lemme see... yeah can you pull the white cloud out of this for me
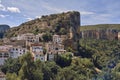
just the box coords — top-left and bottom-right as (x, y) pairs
(7, 7), (20, 13)
(81, 13), (113, 25)
(0, 4), (6, 11)
(0, 0), (1, 3)
(43, 5), (65, 12)
(36, 16), (42, 19)
(99, 14), (111, 17)
(41, 2), (95, 15)
(41, 2), (68, 13)
(0, 14), (9, 18)
(81, 11), (95, 15)
(26, 17), (32, 21)
(0, 2), (21, 13)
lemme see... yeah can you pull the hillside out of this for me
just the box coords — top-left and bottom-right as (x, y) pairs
(0, 25), (10, 38)
(5, 11), (80, 41)
(80, 24), (120, 31)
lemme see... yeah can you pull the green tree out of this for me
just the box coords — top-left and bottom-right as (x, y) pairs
(42, 61), (60, 80)
(1, 58), (21, 74)
(58, 28), (67, 35)
(55, 52), (72, 67)
(42, 32), (52, 42)
(18, 52), (43, 80)
(56, 68), (80, 80)
(6, 73), (19, 80)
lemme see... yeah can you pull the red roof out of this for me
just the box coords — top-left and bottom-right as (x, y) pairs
(31, 44), (43, 46)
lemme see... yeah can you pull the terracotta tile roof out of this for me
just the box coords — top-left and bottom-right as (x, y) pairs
(0, 50), (9, 53)
(31, 43), (43, 46)
(4, 40), (26, 47)
(32, 52), (44, 55)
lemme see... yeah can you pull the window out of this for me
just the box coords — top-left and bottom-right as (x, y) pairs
(41, 57), (43, 60)
(23, 50), (25, 52)
(36, 55), (38, 57)
(55, 48), (58, 50)
(0, 53), (2, 57)
(10, 52), (13, 56)
(4, 53), (9, 57)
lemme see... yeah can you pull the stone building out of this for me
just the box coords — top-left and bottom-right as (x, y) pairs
(0, 50), (9, 65)
(30, 43), (47, 61)
(9, 46), (28, 58)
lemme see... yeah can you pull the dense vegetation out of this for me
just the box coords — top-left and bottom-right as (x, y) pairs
(1, 39), (120, 80)
(1, 52), (95, 80)
(77, 39), (120, 79)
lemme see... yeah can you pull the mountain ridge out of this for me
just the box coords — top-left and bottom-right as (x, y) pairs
(0, 25), (10, 38)
(5, 11), (80, 41)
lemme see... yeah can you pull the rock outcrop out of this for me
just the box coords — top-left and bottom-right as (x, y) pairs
(5, 11), (80, 41)
(80, 24), (120, 40)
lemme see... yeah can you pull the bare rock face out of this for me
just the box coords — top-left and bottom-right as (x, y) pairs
(5, 11), (80, 41)
(80, 24), (120, 40)
(0, 25), (10, 38)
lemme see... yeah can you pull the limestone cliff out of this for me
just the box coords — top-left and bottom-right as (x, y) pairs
(80, 24), (120, 40)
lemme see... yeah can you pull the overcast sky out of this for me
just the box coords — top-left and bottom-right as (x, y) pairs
(0, 0), (120, 27)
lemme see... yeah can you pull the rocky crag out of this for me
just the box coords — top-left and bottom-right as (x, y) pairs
(5, 11), (80, 41)
(80, 24), (120, 40)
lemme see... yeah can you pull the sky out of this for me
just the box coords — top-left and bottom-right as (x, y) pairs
(0, 0), (120, 27)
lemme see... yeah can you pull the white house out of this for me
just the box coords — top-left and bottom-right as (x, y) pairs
(17, 33), (36, 42)
(53, 35), (62, 44)
(35, 33), (44, 42)
(0, 50), (9, 65)
(0, 45), (13, 51)
(0, 72), (6, 80)
(46, 42), (66, 60)
(0, 45), (12, 65)
(45, 34), (67, 60)
(30, 44), (47, 61)
(10, 46), (28, 58)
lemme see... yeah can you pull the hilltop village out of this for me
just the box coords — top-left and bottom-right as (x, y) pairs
(0, 11), (80, 67)
(0, 33), (72, 65)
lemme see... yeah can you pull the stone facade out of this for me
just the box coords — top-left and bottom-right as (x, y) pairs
(46, 34), (66, 60)
(30, 43), (47, 61)
(0, 50), (9, 65)
(0, 72), (6, 80)
(10, 46), (28, 58)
